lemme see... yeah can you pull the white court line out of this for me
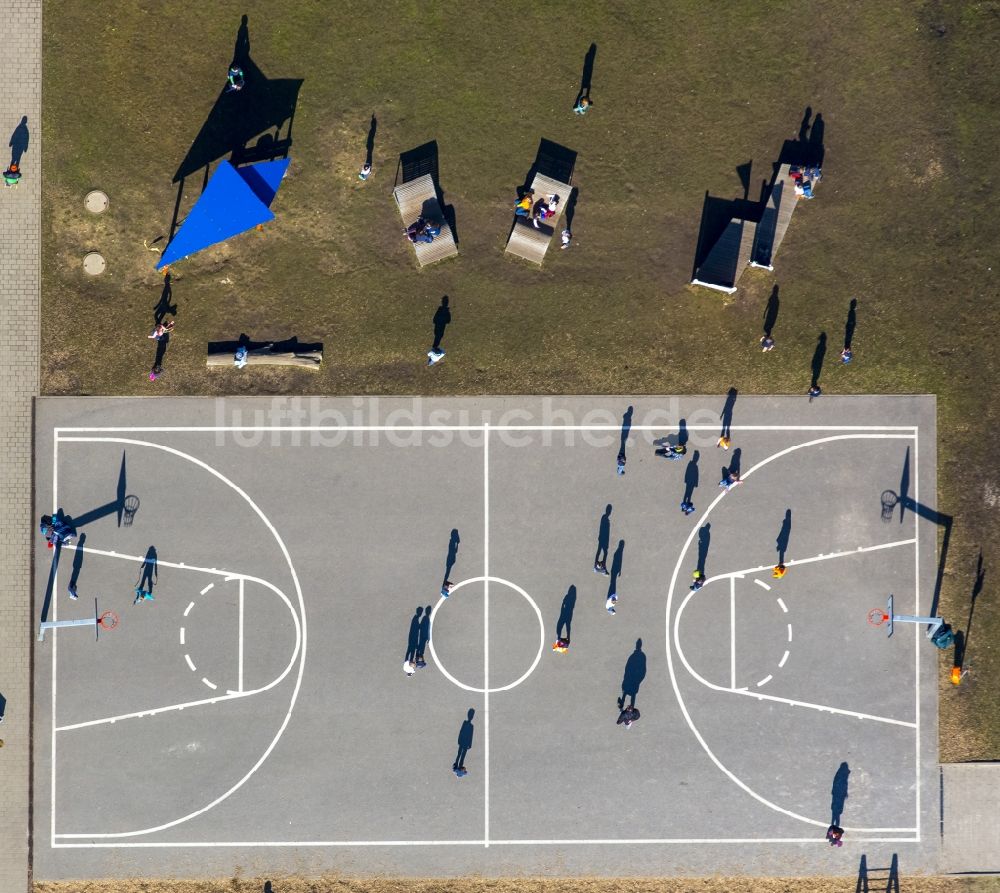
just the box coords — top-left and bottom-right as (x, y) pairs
(665, 432), (921, 832)
(56, 424), (919, 433)
(675, 575), (917, 728)
(51, 834), (919, 849)
(729, 577), (736, 690)
(61, 543), (243, 581)
(483, 423), (490, 849)
(756, 675), (773, 688)
(704, 538), (917, 585)
(754, 579), (771, 590)
(200, 583), (215, 595)
(179, 628), (185, 646)
(776, 597), (787, 612)
(238, 578), (245, 693)
(184, 601), (195, 617)
(778, 650), (790, 668)
(52, 436), (307, 841)
(57, 567), (299, 732)
(202, 678), (218, 691)
(184, 654), (196, 672)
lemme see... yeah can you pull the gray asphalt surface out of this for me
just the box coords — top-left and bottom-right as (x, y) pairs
(33, 396), (939, 878)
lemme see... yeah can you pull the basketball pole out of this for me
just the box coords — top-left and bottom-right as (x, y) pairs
(38, 598), (116, 642)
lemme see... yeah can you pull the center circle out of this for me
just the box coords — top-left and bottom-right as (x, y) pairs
(427, 575), (545, 693)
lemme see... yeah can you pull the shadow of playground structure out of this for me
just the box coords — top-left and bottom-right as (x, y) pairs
(168, 15), (303, 237)
(691, 107), (824, 293)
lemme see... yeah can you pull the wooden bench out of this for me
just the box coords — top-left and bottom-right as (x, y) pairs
(504, 173), (572, 265)
(393, 173), (458, 267)
(207, 340), (323, 370)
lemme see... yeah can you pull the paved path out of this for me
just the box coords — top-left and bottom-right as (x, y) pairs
(0, 2), (41, 891)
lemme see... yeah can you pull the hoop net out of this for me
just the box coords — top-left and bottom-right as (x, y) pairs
(867, 607), (890, 627)
(880, 489), (898, 523)
(98, 610), (120, 631)
(122, 495), (140, 527)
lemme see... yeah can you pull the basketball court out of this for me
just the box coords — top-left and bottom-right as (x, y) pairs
(32, 395), (940, 879)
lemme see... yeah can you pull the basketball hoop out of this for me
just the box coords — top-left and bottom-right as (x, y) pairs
(122, 495), (140, 527)
(880, 489), (898, 523)
(98, 610), (119, 631)
(867, 607), (890, 627)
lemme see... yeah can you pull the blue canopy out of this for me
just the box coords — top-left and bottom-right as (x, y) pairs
(157, 158), (290, 269)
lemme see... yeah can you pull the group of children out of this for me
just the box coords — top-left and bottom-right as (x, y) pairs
(405, 216), (443, 244)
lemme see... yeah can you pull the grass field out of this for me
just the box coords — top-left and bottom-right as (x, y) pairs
(41, 0), (1000, 783)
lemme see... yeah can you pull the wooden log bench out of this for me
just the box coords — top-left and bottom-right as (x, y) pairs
(207, 338), (323, 370)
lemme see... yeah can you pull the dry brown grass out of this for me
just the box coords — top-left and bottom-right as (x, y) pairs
(30, 877), (1000, 893)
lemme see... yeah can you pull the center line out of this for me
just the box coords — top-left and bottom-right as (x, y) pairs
(730, 577), (736, 690)
(483, 423), (490, 848)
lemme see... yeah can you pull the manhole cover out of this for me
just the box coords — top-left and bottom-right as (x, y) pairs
(85, 190), (109, 214)
(83, 252), (106, 275)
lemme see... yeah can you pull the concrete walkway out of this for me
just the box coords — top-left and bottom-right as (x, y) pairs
(0, 2), (41, 891)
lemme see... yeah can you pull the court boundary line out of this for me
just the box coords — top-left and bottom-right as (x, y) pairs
(51, 835), (919, 849)
(44, 424), (926, 849)
(55, 424), (919, 433)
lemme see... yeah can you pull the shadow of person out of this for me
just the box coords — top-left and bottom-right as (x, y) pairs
(595, 504), (612, 567)
(697, 523), (711, 575)
(137, 546), (158, 595)
(233, 14), (250, 67)
(728, 447), (742, 478)
(811, 332), (827, 388)
(365, 113), (377, 167)
(153, 332), (170, 371)
(844, 298), (857, 349)
(573, 42), (597, 109)
(263, 882), (272, 893)
(957, 551), (985, 669)
(68, 532), (87, 591)
(405, 606), (423, 665)
(763, 285), (780, 337)
(809, 113), (825, 164)
(418, 604), (432, 659)
(556, 585), (576, 641)
(720, 388), (738, 440)
(153, 273), (178, 325)
(776, 509), (792, 565)
(607, 540), (625, 597)
(9, 115), (29, 167)
(0, 690), (7, 722)
(831, 761), (850, 825)
(683, 450), (700, 504)
(619, 405), (633, 458)
(798, 105), (813, 142)
(678, 418), (689, 446)
(445, 527), (460, 583)
(432, 296), (451, 351)
(454, 708), (475, 774)
(619, 639), (646, 709)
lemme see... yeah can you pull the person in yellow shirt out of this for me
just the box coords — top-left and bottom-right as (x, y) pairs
(514, 190), (533, 217)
